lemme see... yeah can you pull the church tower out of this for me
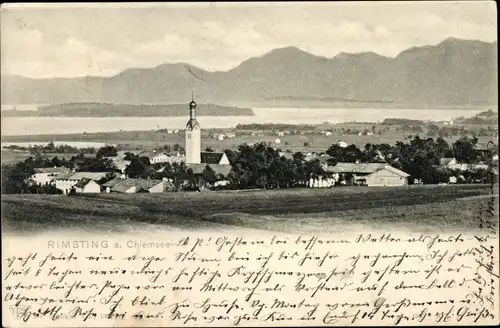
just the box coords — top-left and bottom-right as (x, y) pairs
(185, 94), (201, 164)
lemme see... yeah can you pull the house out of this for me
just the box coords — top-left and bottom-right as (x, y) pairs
(277, 132), (284, 137)
(337, 140), (348, 148)
(226, 132), (236, 138)
(440, 158), (490, 171)
(103, 178), (166, 193)
(323, 131), (332, 136)
(73, 178), (101, 194)
(55, 172), (109, 194)
(274, 138), (281, 144)
(138, 151), (170, 164)
(309, 176), (337, 188)
(326, 163), (410, 187)
(217, 133), (226, 141)
(113, 160), (131, 173)
(440, 158), (457, 167)
(200, 152), (230, 165)
(30, 167), (71, 185)
(186, 163), (232, 189)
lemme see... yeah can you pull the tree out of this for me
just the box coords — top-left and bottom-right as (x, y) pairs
(1, 162), (34, 193)
(326, 144), (363, 165)
(124, 157), (150, 178)
(76, 157), (117, 172)
(303, 142), (310, 147)
(205, 147), (214, 152)
(202, 165), (217, 187)
(96, 145), (118, 158)
(453, 136), (478, 163)
(172, 143), (184, 152)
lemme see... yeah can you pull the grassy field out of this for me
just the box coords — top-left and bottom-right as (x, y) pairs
(2, 128), (496, 156)
(2, 184), (497, 235)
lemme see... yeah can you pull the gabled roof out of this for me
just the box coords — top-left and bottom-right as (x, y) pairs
(132, 178), (164, 190)
(104, 178), (164, 192)
(201, 152), (226, 164)
(187, 163), (232, 177)
(475, 143), (496, 151)
(74, 178), (94, 188)
(55, 172), (108, 181)
(102, 178), (124, 188)
(33, 167), (71, 174)
(440, 158), (455, 166)
(138, 151), (166, 158)
(326, 162), (410, 177)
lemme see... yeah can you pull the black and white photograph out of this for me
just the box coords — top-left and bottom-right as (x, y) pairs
(1, 2), (498, 327)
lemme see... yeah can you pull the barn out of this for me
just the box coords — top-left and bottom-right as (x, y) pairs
(327, 163), (410, 187)
(73, 178), (101, 193)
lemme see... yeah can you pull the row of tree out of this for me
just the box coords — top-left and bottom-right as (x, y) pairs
(1, 135), (496, 194)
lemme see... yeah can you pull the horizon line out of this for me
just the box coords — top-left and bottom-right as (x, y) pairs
(2, 36), (497, 80)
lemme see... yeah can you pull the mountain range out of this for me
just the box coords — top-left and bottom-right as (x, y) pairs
(1, 37), (497, 108)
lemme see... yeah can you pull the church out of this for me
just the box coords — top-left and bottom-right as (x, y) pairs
(184, 97), (231, 178)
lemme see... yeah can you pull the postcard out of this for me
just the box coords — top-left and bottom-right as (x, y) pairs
(1, 2), (498, 327)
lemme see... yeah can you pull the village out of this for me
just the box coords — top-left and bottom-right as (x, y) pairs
(2, 100), (498, 196)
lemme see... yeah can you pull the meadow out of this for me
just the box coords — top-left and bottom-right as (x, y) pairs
(2, 184), (497, 235)
(2, 126), (496, 160)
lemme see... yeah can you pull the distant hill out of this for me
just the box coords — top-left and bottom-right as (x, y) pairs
(1, 37), (497, 108)
(1, 103), (254, 117)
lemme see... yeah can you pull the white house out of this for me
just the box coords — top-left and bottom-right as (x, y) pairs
(309, 176), (337, 188)
(217, 133), (226, 141)
(277, 132), (284, 137)
(30, 167), (71, 186)
(337, 140), (348, 148)
(138, 151), (170, 164)
(73, 178), (101, 193)
(55, 172), (108, 194)
(440, 158), (490, 171)
(274, 138), (281, 144)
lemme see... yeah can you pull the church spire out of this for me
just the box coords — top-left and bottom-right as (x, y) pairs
(186, 93), (199, 130)
(189, 91), (197, 120)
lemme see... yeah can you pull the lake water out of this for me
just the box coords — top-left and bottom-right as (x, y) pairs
(1, 141), (112, 148)
(0, 107), (487, 136)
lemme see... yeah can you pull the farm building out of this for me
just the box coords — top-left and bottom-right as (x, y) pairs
(55, 172), (109, 194)
(30, 167), (71, 185)
(73, 178), (101, 193)
(103, 178), (167, 193)
(327, 163), (410, 187)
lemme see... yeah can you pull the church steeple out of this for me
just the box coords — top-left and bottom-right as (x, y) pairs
(186, 91), (200, 129)
(185, 93), (201, 164)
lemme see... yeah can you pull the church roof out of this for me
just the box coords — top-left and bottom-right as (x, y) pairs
(201, 152), (226, 164)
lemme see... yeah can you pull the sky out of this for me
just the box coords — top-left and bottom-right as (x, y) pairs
(1, 1), (497, 78)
